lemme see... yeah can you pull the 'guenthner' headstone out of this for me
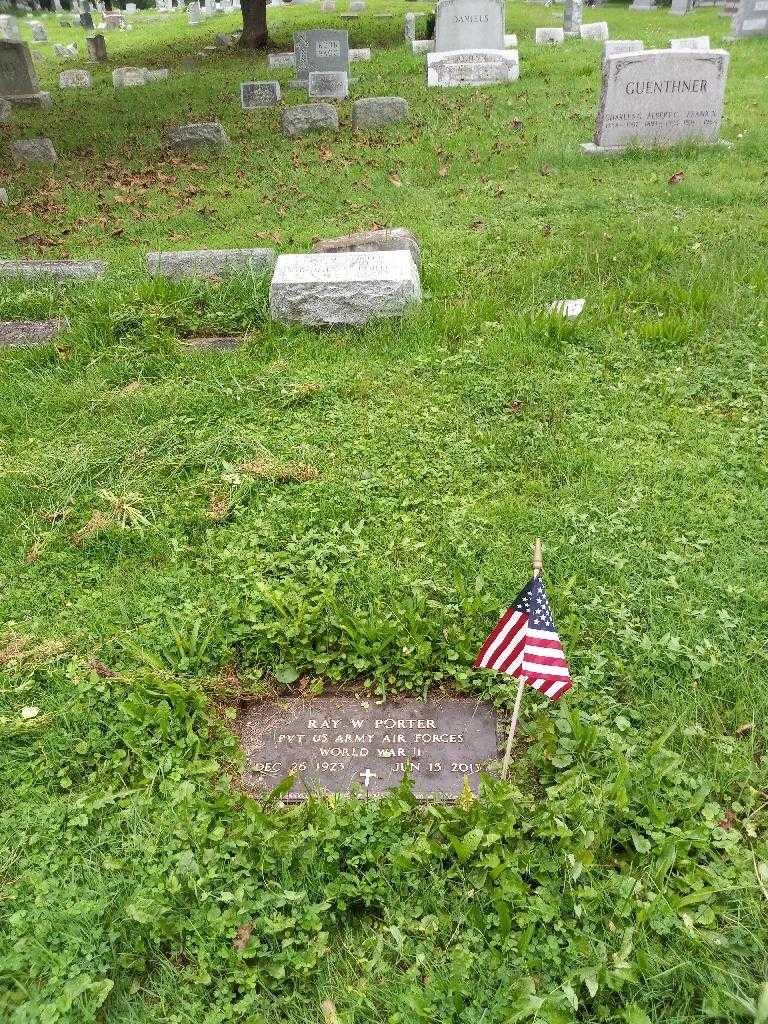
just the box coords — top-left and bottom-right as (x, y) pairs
(582, 48), (729, 154)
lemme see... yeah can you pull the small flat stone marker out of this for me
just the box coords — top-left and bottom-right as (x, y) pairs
(183, 335), (243, 350)
(308, 70), (348, 99)
(281, 102), (339, 137)
(535, 26), (564, 43)
(580, 21), (609, 40)
(59, 68), (92, 88)
(349, 47), (371, 60)
(267, 51), (295, 68)
(12, 137), (58, 165)
(603, 39), (643, 60)
(167, 121), (230, 150)
(670, 35), (710, 49)
(270, 250), (422, 326)
(241, 80), (281, 107)
(0, 259), (105, 280)
(112, 66), (146, 87)
(351, 96), (409, 128)
(0, 318), (67, 347)
(234, 697), (499, 800)
(147, 248), (276, 279)
(427, 48), (519, 87)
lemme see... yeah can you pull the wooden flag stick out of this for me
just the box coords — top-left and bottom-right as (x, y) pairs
(501, 538), (542, 780)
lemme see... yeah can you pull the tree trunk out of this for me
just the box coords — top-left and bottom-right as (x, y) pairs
(239, 0), (268, 48)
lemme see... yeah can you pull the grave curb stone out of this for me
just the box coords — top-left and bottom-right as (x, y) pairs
(0, 259), (106, 280)
(351, 95), (409, 129)
(146, 248), (277, 280)
(269, 250), (422, 326)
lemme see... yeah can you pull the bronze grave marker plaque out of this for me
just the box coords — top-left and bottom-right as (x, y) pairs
(235, 696), (499, 801)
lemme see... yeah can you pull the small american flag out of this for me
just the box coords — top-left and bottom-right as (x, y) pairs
(474, 575), (572, 700)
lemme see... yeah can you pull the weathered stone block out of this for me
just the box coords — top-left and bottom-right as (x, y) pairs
(281, 103), (339, 137)
(12, 137), (58, 165)
(146, 248), (276, 279)
(166, 121), (230, 150)
(351, 95), (409, 129)
(270, 250), (422, 326)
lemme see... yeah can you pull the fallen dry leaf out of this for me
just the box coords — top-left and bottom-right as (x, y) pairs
(233, 924), (253, 952)
(735, 723), (755, 737)
(388, 173), (403, 187)
(668, 170), (685, 185)
(438, 165), (449, 177)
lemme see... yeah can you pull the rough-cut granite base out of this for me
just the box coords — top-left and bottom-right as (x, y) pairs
(270, 251), (422, 326)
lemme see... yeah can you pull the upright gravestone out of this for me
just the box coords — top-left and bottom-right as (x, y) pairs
(670, 0), (694, 14)
(603, 38), (644, 60)
(87, 33), (107, 60)
(234, 697), (498, 799)
(630, 0), (655, 9)
(293, 29), (350, 86)
(731, 0), (768, 36)
(582, 48), (729, 154)
(188, 2), (201, 23)
(0, 16), (22, 42)
(0, 40), (51, 106)
(433, 0), (505, 52)
(30, 22), (49, 42)
(563, 0), (583, 36)
(405, 11), (416, 42)
(80, 10), (95, 28)
(670, 34), (710, 48)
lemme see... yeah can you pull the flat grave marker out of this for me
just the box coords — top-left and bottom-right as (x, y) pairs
(235, 697), (499, 800)
(241, 80), (281, 107)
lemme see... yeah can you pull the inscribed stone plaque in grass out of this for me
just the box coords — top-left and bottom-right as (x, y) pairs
(235, 697), (499, 800)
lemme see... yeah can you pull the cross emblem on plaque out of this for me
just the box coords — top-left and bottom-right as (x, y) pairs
(359, 768), (378, 788)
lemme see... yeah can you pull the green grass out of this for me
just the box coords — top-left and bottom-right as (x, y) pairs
(1, 3), (768, 1022)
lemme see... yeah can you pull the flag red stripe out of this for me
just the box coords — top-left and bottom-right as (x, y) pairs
(495, 634), (527, 673)
(472, 607), (519, 668)
(524, 652), (568, 668)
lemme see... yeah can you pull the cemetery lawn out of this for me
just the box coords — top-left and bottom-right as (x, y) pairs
(2, 2), (768, 1022)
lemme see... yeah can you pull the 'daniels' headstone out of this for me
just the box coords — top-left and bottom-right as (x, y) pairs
(234, 697), (499, 800)
(582, 48), (729, 154)
(433, 0), (505, 52)
(293, 29), (349, 86)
